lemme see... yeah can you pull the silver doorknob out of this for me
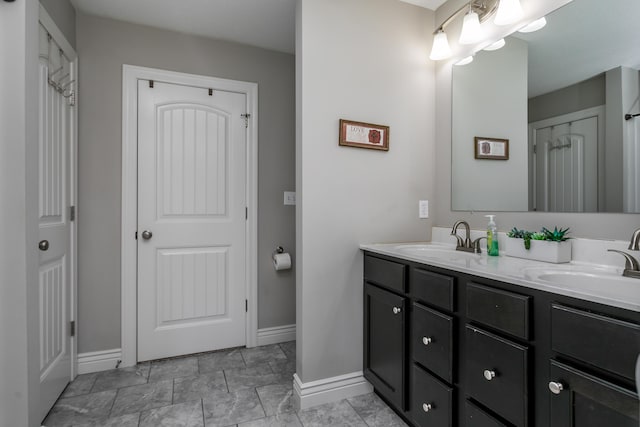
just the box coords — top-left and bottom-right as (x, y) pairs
(549, 381), (564, 394)
(422, 337), (432, 345)
(422, 403), (433, 412)
(39, 240), (50, 251)
(141, 230), (153, 240)
(483, 370), (496, 381)
(392, 307), (402, 315)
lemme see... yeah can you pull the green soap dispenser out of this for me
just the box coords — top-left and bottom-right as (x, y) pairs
(485, 215), (499, 256)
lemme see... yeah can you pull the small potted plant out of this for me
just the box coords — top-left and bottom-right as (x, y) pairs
(505, 226), (571, 263)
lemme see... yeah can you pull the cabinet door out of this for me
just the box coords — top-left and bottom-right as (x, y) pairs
(364, 283), (406, 410)
(549, 360), (638, 427)
(411, 364), (453, 427)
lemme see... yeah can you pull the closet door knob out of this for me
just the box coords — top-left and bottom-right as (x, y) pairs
(483, 370), (496, 381)
(39, 240), (50, 251)
(549, 381), (564, 394)
(392, 307), (402, 315)
(422, 403), (433, 412)
(141, 230), (153, 240)
(422, 337), (432, 345)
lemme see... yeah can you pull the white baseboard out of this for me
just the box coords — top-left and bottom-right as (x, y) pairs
(256, 324), (296, 346)
(293, 371), (373, 410)
(77, 348), (122, 374)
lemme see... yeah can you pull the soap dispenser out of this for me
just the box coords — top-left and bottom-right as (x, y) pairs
(485, 215), (499, 256)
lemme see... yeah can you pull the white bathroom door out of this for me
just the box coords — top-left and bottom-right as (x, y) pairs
(137, 80), (247, 361)
(37, 57), (72, 420)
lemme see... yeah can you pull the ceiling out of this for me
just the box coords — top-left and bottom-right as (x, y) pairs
(70, 0), (446, 55)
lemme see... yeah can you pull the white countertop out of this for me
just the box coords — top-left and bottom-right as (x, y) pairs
(360, 241), (640, 313)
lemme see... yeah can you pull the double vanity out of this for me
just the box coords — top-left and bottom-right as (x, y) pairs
(361, 228), (640, 427)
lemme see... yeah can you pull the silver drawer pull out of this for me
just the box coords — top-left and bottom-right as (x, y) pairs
(548, 381), (564, 395)
(422, 403), (433, 412)
(483, 370), (496, 381)
(392, 307), (402, 315)
(422, 337), (432, 345)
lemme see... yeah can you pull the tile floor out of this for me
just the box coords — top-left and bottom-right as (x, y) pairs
(43, 341), (408, 427)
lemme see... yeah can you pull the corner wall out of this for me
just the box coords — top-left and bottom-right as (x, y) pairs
(76, 13), (296, 353)
(296, 0), (435, 391)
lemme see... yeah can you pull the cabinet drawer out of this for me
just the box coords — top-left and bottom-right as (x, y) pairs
(412, 303), (453, 383)
(465, 400), (508, 427)
(411, 364), (453, 427)
(551, 304), (640, 382)
(466, 325), (529, 427)
(467, 283), (531, 340)
(411, 267), (454, 311)
(364, 255), (406, 293)
(549, 360), (638, 427)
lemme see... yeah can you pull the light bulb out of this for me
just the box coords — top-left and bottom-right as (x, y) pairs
(483, 38), (505, 51)
(430, 30), (452, 60)
(495, 0), (523, 26)
(518, 17), (547, 33)
(459, 11), (483, 45)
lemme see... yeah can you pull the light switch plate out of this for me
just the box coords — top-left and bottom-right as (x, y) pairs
(419, 200), (429, 218)
(284, 191), (296, 205)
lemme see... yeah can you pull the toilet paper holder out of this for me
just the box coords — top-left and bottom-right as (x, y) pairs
(272, 246), (285, 259)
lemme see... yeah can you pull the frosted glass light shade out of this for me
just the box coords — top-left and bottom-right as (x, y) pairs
(459, 11), (483, 45)
(484, 38), (505, 51)
(519, 17), (547, 33)
(430, 30), (452, 60)
(455, 56), (474, 66)
(495, 0), (523, 25)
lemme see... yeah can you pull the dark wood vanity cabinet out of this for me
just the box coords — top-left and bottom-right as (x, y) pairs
(362, 252), (640, 427)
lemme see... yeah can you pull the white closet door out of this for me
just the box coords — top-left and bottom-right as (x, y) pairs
(137, 80), (247, 361)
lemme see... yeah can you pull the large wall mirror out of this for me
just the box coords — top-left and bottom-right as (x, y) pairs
(451, 0), (640, 213)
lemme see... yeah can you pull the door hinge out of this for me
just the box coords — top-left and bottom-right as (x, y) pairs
(149, 80), (154, 88)
(533, 144), (537, 154)
(245, 299), (248, 312)
(245, 207), (248, 220)
(135, 231), (138, 240)
(208, 88), (213, 96)
(69, 205), (76, 221)
(241, 113), (251, 128)
(70, 321), (76, 337)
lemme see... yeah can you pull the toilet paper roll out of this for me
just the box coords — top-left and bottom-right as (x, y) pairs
(273, 253), (292, 271)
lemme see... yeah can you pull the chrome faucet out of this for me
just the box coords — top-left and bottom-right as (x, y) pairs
(629, 228), (640, 251)
(607, 250), (640, 279)
(451, 220), (475, 253)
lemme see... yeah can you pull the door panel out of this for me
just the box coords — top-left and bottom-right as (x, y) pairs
(137, 80), (247, 361)
(37, 49), (72, 421)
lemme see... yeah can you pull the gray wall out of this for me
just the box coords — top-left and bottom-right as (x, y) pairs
(76, 13), (295, 353)
(39, 0), (76, 48)
(435, 0), (640, 240)
(528, 73), (605, 123)
(296, 0), (434, 383)
(1, 0), (40, 425)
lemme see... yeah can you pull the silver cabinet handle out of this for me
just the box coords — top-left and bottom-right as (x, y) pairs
(483, 370), (496, 381)
(141, 230), (153, 240)
(39, 240), (50, 251)
(422, 337), (432, 345)
(392, 307), (402, 315)
(549, 381), (564, 394)
(422, 403), (433, 412)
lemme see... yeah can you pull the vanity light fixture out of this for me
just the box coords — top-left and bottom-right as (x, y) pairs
(429, 0), (525, 60)
(483, 38), (506, 51)
(455, 55), (475, 66)
(518, 17), (547, 33)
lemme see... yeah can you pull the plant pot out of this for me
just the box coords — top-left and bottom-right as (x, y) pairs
(504, 238), (572, 263)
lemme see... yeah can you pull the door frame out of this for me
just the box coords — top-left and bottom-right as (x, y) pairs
(121, 65), (258, 367)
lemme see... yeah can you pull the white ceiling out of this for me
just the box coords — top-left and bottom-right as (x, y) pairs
(70, 0), (446, 55)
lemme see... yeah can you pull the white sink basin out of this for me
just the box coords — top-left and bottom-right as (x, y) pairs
(523, 267), (638, 301)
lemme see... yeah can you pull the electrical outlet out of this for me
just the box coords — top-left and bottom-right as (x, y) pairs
(419, 200), (429, 218)
(284, 191), (296, 205)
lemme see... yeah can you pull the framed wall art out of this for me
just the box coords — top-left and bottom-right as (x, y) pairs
(339, 119), (389, 151)
(474, 137), (509, 160)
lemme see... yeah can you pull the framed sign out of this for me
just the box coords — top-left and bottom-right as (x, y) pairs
(474, 137), (509, 160)
(339, 119), (389, 151)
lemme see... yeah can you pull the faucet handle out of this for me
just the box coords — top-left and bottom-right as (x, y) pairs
(472, 237), (486, 254)
(607, 249), (640, 271)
